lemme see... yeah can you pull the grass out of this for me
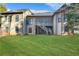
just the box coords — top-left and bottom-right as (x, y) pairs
(0, 35), (79, 56)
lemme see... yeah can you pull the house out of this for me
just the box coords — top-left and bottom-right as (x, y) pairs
(0, 9), (32, 36)
(53, 4), (68, 35)
(53, 4), (79, 35)
(0, 9), (54, 36)
(1, 4), (78, 36)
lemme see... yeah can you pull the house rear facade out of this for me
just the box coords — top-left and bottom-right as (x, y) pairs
(0, 9), (54, 36)
(0, 4), (78, 36)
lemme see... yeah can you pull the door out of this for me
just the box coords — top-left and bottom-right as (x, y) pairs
(27, 26), (32, 34)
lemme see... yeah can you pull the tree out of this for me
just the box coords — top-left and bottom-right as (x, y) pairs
(66, 3), (79, 35)
(0, 4), (7, 13)
(0, 4), (7, 27)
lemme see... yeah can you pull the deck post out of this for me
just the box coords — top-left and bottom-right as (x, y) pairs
(32, 18), (36, 35)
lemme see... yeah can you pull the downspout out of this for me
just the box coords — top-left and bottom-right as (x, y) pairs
(61, 13), (63, 35)
(56, 14), (58, 35)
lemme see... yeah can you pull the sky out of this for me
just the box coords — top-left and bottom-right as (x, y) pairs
(6, 3), (64, 12)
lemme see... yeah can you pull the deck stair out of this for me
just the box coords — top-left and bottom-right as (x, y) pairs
(39, 26), (52, 34)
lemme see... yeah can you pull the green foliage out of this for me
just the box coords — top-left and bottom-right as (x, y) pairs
(66, 3), (79, 34)
(0, 4), (7, 13)
(0, 4), (7, 27)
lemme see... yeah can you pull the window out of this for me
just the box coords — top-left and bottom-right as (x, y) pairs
(5, 16), (7, 22)
(6, 27), (9, 32)
(15, 26), (19, 33)
(26, 18), (33, 25)
(30, 19), (33, 25)
(8, 15), (12, 22)
(16, 15), (19, 22)
(58, 18), (61, 22)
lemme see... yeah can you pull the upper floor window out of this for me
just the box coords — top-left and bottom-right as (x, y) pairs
(58, 18), (61, 22)
(5, 16), (7, 21)
(26, 18), (33, 25)
(16, 15), (19, 22)
(28, 19), (32, 25)
(8, 15), (12, 22)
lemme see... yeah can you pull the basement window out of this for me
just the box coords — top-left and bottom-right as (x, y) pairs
(15, 26), (19, 33)
(6, 27), (9, 32)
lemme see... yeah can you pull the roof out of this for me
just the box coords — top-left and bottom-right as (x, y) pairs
(0, 11), (23, 14)
(0, 9), (53, 17)
(0, 9), (33, 15)
(30, 10), (49, 13)
(53, 4), (66, 15)
(15, 9), (29, 12)
(27, 12), (53, 17)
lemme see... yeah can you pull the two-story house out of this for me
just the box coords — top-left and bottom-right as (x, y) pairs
(0, 9), (53, 36)
(1, 4), (78, 36)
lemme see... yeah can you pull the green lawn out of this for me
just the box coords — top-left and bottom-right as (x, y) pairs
(0, 35), (79, 56)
